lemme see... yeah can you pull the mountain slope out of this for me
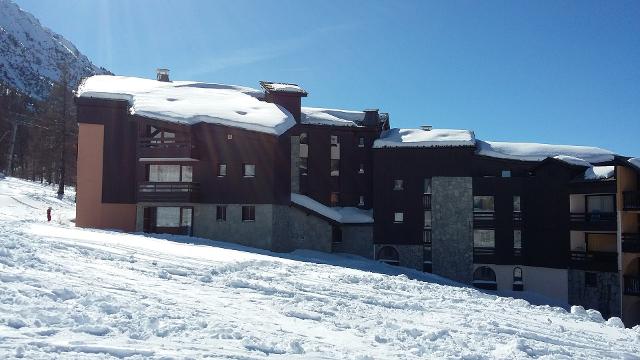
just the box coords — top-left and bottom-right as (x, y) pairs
(0, 0), (109, 99)
(0, 176), (639, 359)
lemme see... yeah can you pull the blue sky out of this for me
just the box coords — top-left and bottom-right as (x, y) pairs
(15, 0), (640, 156)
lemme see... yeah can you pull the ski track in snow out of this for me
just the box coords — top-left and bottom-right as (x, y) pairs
(0, 177), (639, 359)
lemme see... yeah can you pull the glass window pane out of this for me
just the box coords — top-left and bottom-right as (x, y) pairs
(587, 195), (614, 213)
(501, 170), (511, 178)
(394, 180), (404, 190)
(394, 212), (404, 223)
(181, 208), (192, 227)
(514, 230), (522, 249)
(330, 159), (340, 177)
(424, 210), (432, 228)
(474, 230), (495, 248)
(424, 178), (432, 194)
(181, 166), (193, 182)
(299, 144), (309, 158)
(156, 207), (180, 227)
(218, 164), (227, 176)
(244, 164), (256, 177)
(473, 196), (495, 211)
(513, 196), (521, 212)
(149, 165), (181, 182)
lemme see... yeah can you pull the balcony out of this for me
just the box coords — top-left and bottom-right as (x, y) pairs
(569, 251), (618, 272)
(569, 212), (617, 231)
(423, 194), (432, 210)
(624, 276), (640, 296)
(513, 211), (523, 227)
(473, 211), (495, 228)
(138, 138), (198, 159)
(623, 191), (640, 211)
(138, 182), (200, 203)
(622, 233), (640, 253)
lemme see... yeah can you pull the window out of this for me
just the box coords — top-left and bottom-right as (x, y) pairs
(393, 179), (404, 191)
(330, 192), (340, 207)
(299, 133), (308, 176)
(227, 134), (233, 140)
(424, 210), (432, 228)
(473, 196), (495, 212)
(358, 195), (365, 206)
(501, 170), (511, 178)
(473, 266), (497, 290)
(424, 178), (432, 194)
(218, 164), (227, 177)
(585, 272), (597, 287)
(394, 212), (404, 223)
(243, 164), (256, 177)
(156, 207), (180, 227)
(514, 230), (522, 249)
(147, 125), (176, 144)
(242, 206), (255, 222)
(358, 136), (365, 147)
(513, 267), (523, 291)
(330, 159), (340, 177)
(513, 196), (521, 212)
(423, 229), (432, 244)
(586, 195), (614, 213)
(358, 163), (365, 174)
(474, 229), (495, 248)
(377, 246), (399, 265)
(181, 208), (192, 228)
(330, 135), (340, 177)
(216, 206), (227, 221)
(148, 165), (192, 182)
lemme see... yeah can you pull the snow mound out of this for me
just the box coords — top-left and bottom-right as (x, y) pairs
(301, 107), (365, 127)
(554, 155), (592, 167)
(476, 140), (616, 163)
(290, 193), (373, 223)
(77, 75), (296, 135)
(1, 177), (639, 359)
(373, 128), (476, 148)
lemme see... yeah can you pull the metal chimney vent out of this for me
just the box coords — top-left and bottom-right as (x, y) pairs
(156, 68), (170, 82)
(421, 125), (433, 131)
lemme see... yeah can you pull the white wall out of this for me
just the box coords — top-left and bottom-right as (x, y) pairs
(474, 264), (569, 304)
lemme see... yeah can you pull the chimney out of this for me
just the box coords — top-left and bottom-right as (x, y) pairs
(363, 109), (379, 127)
(260, 81), (307, 122)
(156, 68), (170, 82)
(420, 125), (433, 131)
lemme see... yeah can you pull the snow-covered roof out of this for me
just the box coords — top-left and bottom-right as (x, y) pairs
(290, 193), (373, 224)
(553, 155), (591, 167)
(260, 81), (307, 95)
(629, 158), (640, 170)
(584, 166), (615, 180)
(77, 75), (296, 136)
(301, 107), (365, 127)
(476, 140), (615, 163)
(373, 128), (476, 148)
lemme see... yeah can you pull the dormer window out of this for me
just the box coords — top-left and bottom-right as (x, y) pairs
(393, 179), (404, 191)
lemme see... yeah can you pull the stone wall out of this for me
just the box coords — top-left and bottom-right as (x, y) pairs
(334, 225), (374, 258)
(193, 204), (273, 250)
(271, 205), (332, 253)
(374, 244), (423, 271)
(568, 269), (621, 318)
(431, 177), (474, 284)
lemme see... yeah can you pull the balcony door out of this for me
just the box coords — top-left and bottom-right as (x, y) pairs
(143, 206), (193, 236)
(586, 195), (614, 214)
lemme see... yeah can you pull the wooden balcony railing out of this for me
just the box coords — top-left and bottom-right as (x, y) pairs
(569, 251), (617, 272)
(624, 276), (640, 296)
(513, 211), (523, 227)
(623, 191), (640, 211)
(138, 137), (198, 159)
(474, 247), (495, 256)
(622, 233), (640, 253)
(473, 211), (495, 227)
(138, 182), (200, 202)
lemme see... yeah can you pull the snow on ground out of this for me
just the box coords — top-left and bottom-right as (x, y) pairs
(373, 128), (476, 148)
(1, 177), (639, 359)
(77, 75), (296, 135)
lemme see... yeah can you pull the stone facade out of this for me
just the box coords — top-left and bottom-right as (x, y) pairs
(271, 205), (332, 253)
(374, 244), (423, 271)
(334, 225), (374, 259)
(431, 177), (474, 284)
(568, 269), (621, 318)
(193, 204), (274, 250)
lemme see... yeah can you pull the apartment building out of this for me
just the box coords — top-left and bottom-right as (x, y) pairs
(75, 72), (640, 326)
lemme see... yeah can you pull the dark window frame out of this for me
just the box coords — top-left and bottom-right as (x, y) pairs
(242, 205), (256, 222)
